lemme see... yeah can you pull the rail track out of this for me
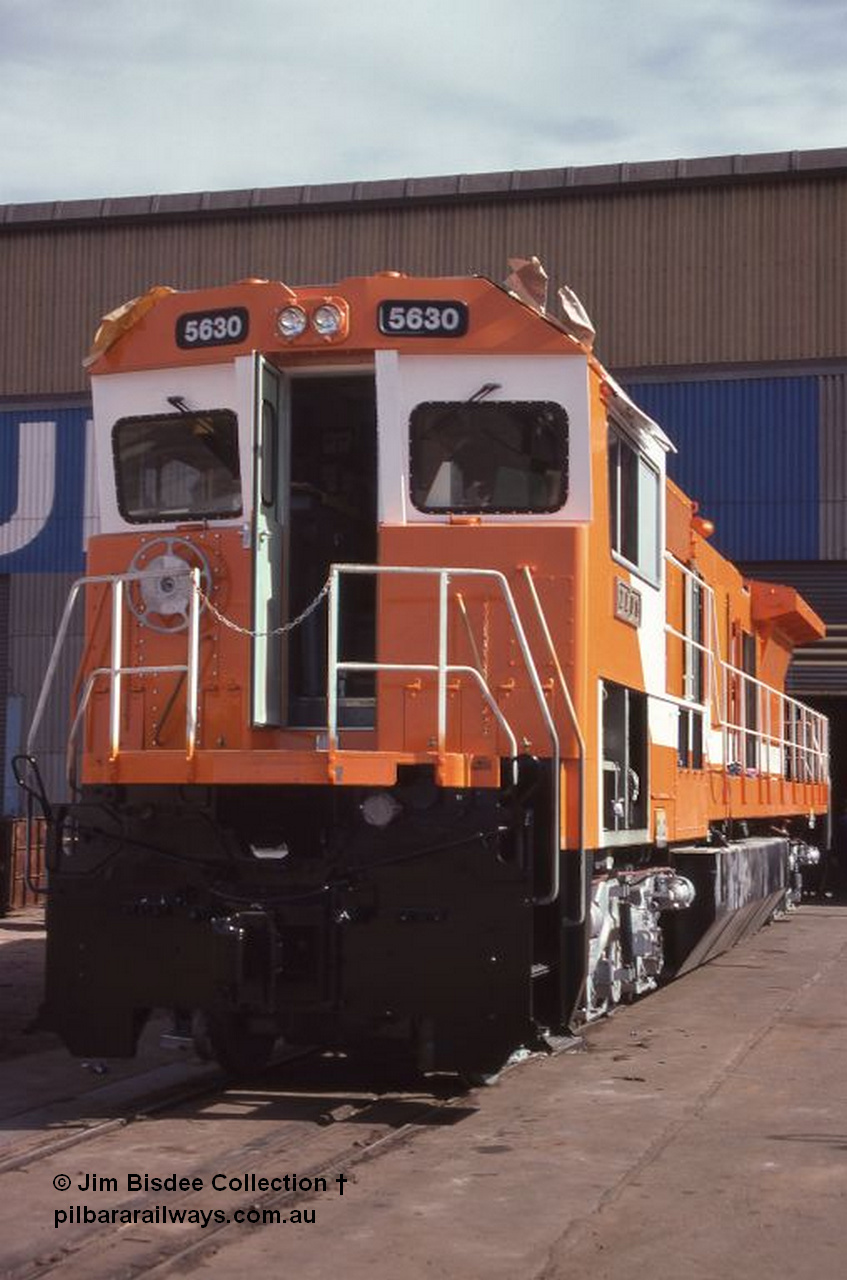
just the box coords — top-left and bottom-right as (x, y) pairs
(0, 1060), (229, 1177)
(0, 1048), (476, 1279)
(0, 909), (480, 1278)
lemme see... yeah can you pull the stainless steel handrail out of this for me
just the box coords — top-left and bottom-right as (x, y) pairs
(27, 568), (202, 773)
(665, 554), (829, 785)
(521, 565), (586, 916)
(337, 661), (519, 760)
(327, 563), (561, 902)
(66, 663), (190, 785)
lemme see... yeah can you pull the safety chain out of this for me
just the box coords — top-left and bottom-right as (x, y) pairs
(196, 576), (332, 638)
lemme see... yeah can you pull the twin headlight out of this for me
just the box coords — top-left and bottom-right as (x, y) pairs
(276, 301), (348, 342)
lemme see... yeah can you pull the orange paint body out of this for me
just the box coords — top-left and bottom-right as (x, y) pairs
(74, 270), (828, 853)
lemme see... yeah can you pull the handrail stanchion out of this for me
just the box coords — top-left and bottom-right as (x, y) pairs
(521, 566), (584, 921)
(437, 571), (449, 757)
(778, 690), (785, 785)
(327, 565), (340, 754)
(26, 578), (86, 757)
(706, 588), (714, 728)
(664, 549), (829, 792)
(109, 579), (124, 761)
(491, 571), (560, 905)
(186, 567), (200, 760)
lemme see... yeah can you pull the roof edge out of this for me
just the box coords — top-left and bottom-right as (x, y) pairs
(3, 146), (847, 233)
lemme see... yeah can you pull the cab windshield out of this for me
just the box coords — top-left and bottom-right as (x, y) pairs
(113, 409), (242, 522)
(409, 399), (569, 514)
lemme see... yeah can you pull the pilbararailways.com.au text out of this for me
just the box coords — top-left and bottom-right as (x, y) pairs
(52, 1171), (348, 1230)
(55, 1204), (316, 1230)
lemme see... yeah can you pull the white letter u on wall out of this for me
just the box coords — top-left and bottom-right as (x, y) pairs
(0, 420), (57, 556)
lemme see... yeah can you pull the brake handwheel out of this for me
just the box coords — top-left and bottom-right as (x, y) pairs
(126, 537), (212, 633)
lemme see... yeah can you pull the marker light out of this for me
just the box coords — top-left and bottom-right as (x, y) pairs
(312, 303), (344, 337)
(277, 305), (308, 339)
(361, 792), (403, 828)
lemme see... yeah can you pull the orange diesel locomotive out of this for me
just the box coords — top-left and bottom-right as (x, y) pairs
(25, 264), (828, 1078)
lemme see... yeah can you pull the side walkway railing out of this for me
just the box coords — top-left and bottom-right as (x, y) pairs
(665, 555), (829, 785)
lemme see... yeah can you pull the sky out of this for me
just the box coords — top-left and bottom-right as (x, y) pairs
(0, 0), (845, 206)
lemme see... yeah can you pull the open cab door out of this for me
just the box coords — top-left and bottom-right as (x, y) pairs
(251, 355), (289, 726)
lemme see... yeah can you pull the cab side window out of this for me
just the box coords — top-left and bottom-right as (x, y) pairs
(608, 422), (659, 583)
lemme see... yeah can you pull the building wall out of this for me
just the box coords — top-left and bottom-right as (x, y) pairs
(625, 369), (847, 703)
(0, 149), (845, 812)
(3, 573), (82, 814)
(625, 374), (824, 562)
(630, 371), (847, 565)
(0, 403), (92, 571)
(1, 153), (846, 397)
(0, 404), (92, 813)
(819, 373), (847, 559)
(0, 576), (9, 810)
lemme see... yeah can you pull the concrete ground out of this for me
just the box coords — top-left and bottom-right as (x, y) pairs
(0, 907), (55, 1060)
(2, 903), (846, 1278)
(187, 903), (847, 1280)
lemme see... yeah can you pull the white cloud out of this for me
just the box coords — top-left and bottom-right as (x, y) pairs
(0, 0), (844, 204)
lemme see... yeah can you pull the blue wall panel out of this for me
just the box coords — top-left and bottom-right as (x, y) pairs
(0, 406), (91, 573)
(1, 383), (822, 568)
(624, 377), (820, 561)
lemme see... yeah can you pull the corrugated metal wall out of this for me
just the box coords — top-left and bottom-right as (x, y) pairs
(0, 402), (92, 812)
(1, 168), (845, 396)
(4, 573), (81, 813)
(819, 374), (847, 560)
(0, 405), (91, 573)
(740, 561), (847, 698)
(741, 561), (847, 623)
(0, 576), (8, 810)
(625, 376), (821, 561)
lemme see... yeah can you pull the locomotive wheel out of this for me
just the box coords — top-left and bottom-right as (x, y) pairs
(194, 1011), (276, 1079)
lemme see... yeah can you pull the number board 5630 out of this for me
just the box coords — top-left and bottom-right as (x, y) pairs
(176, 308), (249, 349)
(377, 300), (469, 338)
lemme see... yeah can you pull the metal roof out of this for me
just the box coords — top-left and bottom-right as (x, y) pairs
(2, 147), (847, 231)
